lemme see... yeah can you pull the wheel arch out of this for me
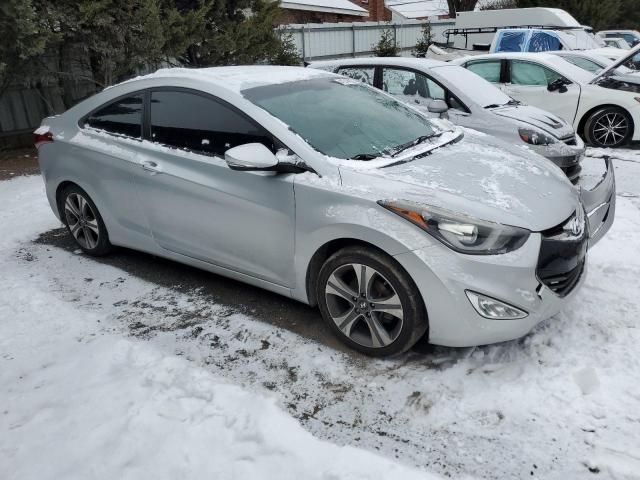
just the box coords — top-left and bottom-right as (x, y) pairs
(577, 103), (635, 142)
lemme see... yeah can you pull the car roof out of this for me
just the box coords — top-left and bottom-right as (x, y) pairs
(115, 66), (334, 94)
(309, 57), (449, 70)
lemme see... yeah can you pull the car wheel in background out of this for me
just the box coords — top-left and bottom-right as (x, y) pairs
(60, 185), (113, 256)
(584, 107), (633, 148)
(317, 246), (428, 357)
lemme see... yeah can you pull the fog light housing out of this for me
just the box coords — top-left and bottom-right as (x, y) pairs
(465, 291), (528, 320)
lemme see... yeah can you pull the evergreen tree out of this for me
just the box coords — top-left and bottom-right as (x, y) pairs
(412, 23), (434, 57)
(0, 0), (49, 95)
(372, 29), (399, 57)
(447, 0), (478, 17)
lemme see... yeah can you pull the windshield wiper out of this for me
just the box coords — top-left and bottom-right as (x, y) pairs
(391, 132), (443, 158)
(350, 153), (379, 160)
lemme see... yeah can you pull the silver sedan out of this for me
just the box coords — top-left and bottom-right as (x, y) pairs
(35, 66), (615, 356)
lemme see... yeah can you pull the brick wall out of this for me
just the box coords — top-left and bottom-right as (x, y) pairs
(279, 0), (391, 24)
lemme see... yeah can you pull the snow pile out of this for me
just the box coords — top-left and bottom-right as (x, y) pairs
(0, 175), (441, 480)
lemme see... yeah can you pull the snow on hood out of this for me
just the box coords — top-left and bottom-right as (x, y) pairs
(490, 104), (574, 139)
(338, 131), (577, 232)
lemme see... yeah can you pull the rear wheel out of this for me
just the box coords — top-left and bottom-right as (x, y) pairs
(60, 185), (113, 256)
(316, 247), (428, 357)
(584, 107), (633, 148)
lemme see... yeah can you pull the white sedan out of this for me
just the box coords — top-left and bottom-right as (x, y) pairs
(453, 45), (640, 148)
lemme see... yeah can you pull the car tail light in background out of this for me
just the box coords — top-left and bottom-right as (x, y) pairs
(34, 128), (53, 149)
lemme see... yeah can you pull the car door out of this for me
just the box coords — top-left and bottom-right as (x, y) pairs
(502, 60), (581, 124)
(134, 88), (296, 287)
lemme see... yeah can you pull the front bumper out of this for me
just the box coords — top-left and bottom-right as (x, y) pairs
(394, 234), (585, 347)
(578, 156), (616, 247)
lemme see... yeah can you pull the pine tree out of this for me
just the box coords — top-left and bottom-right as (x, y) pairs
(372, 29), (399, 57)
(0, 0), (49, 95)
(412, 23), (434, 57)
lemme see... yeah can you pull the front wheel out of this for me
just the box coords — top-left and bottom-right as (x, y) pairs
(584, 107), (633, 148)
(316, 247), (428, 357)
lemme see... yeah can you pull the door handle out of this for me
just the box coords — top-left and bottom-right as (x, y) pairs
(141, 160), (162, 174)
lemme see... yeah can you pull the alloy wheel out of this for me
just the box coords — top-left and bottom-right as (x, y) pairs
(591, 111), (629, 147)
(324, 263), (404, 348)
(64, 193), (100, 250)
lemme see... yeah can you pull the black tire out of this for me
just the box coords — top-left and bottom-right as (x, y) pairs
(59, 185), (113, 256)
(584, 107), (633, 148)
(316, 246), (428, 357)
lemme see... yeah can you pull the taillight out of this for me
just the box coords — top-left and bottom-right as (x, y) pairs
(34, 130), (53, 149)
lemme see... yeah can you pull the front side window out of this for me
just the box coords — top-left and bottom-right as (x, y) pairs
(466, 61), (502, 83)
(382, 68), (428, 97)
(510, 61), (563, 86)
(243, 78), (437, 160)
(336, 67), (375, 86)
(150, 90), (272, 156)
(85, 94), (143, 138)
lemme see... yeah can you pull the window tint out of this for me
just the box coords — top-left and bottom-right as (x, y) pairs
(467, 61), (502, 83)
(85, 94), (143, 138)
(336, 67), (375, 85)
(510, 61), (563, 86)
(150, 90), (272, 156)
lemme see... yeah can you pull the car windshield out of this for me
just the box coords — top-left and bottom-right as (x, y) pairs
(242, 78), (438, 160)
(434, 65), (513, 108)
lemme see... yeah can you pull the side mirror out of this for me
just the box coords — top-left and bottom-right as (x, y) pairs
(548, 78), (569, 93)
(225, 143), (279, 171)
(427, 99), (449, 114)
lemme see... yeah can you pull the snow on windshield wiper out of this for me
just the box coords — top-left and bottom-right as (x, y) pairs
(350, 153), (379, 160)
(390, 132), (443, 158)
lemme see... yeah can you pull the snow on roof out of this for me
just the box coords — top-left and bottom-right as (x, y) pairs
(126, 66), (334, 94)
(280, 0), (368, 16)
(385, 0), (448, 19)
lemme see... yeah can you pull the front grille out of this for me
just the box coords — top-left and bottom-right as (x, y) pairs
(537, 210), (588, 297)
(561, 164), (582, 184)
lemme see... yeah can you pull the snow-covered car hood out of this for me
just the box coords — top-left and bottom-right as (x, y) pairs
(339, 133), (578, 232)
(490, 104), (575, 139)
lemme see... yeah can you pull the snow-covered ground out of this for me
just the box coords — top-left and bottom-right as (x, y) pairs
(1, 150), (639, 479)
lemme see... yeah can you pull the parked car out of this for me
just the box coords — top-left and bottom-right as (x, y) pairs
(597, 30), (640, 48)
(35, 66), (614, 356)
(309, 57), (586, 182)
(453, 45), (640, 148)
(601, 37), (632, 50)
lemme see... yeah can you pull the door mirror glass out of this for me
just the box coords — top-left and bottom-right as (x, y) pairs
(427, 99), (449, 114)
(225, 143), (279, 171)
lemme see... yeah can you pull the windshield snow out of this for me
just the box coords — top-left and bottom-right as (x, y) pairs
(242, 78), (438, 160)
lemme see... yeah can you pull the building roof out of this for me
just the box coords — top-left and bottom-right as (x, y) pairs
(385, 0), (448, 19)
(280, 0), (368, 16)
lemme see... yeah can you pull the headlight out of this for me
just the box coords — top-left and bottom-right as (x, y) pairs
(378, 200), (530, 255)
(518, 127), (558, 145)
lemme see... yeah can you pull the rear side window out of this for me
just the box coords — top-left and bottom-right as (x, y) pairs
(85, 94), (143, 138)
(466, 61), (502, 83)
(336, 67), (375, 86)
(149, 90), (273, 156)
